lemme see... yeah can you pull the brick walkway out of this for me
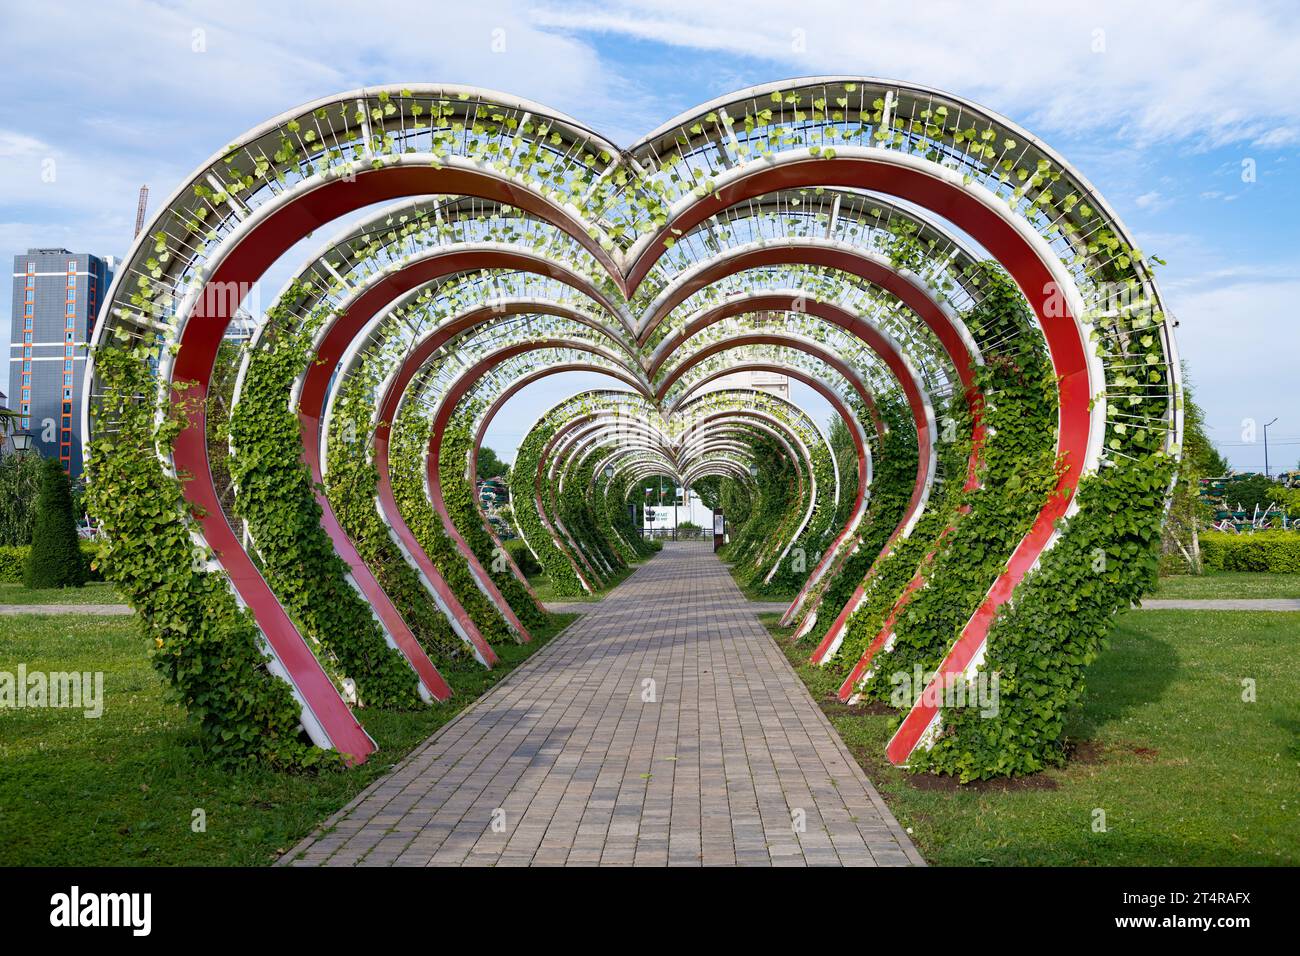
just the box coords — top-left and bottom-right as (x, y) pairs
(282, 543), (923, 867)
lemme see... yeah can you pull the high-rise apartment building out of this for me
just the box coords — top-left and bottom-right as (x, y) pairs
(9, 248), (114, 476)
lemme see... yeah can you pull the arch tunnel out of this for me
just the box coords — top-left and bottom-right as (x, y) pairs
(82, 78), (1182, 778)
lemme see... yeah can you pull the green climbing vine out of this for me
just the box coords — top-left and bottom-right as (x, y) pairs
(855, 268), (1058, 700)
(325, 369), (469, 665)
(795, 395), (916, 647)
(229, 296), (421, 709)
(390, 398), (514, 645)
(507, 412), (586, 596)
(911, 454), (1175, 780)
(826, 396), (972, 678)
(438, 402), (549, 631)
(86, 340), (326, 767)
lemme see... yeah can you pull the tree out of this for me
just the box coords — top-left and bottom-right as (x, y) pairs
(476, 445), (506, 480)
(1162, 369), (1221, 573)
(24, 457), (86, 589)
(1221, 474), (1285, 516)
(0, 452), (44, 546)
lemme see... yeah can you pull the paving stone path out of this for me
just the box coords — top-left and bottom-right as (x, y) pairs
(0, 604), (134, 616)
(283, 543), (924, 867)
(1136, 598), (1300, 611)
(10, 596), (1292, 617)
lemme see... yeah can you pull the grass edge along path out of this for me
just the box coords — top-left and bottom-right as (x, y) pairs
(1152, 571), (1300, 600)
(0, 609), (577, 866)
(760, 609), (1299, 866)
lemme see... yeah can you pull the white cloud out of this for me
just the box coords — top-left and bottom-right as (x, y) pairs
(528, 0), (1300, 149)
(1134, 190), (1171, 212)
(2, 0), (1296, 458)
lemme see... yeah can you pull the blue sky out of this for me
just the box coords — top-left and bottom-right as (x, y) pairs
(3, 0), (1298, 470)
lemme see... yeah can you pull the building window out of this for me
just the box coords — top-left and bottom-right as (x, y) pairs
(63, 388), (72, 399)
(67, 260), (76, 271)
(67, 289), (76, 301)
(27, 261), (35, 273)
(24, 288), (34, 301)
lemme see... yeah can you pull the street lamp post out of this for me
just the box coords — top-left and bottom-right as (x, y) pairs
(11, 429), (34, 455)
(1264, 418), (1278, 478)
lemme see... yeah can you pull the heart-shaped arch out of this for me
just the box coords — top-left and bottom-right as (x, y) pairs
(84, 79), (1181, 773)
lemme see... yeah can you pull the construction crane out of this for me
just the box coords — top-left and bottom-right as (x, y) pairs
(133, 185), (149, 238)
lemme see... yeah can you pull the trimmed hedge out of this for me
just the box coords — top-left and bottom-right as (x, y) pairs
(24, 457), (87, 589)
(1200, 531), (1300, 573)
(0, 542), (102, 585)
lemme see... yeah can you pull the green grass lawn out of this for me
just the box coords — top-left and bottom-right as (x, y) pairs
(0, 582), (124, 605)
(764, 610), (1299, 866)
(720, 558), (801, 604)
(530, 556), (645, 604)
(0, 610), (575, 866)
(1153, 571), (1300, 600)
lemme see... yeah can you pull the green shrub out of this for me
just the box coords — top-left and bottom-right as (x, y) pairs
(1200, 531), (1300, 573)
(0, 542), (101, 584)
(504, 538), (543, 577)
(23, 457), (86, 589)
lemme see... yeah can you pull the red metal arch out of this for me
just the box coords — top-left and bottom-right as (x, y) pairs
(160, 153), (1092, 766)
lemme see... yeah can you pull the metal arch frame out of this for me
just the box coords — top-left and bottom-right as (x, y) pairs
(633, 188), (989, 313)
(639, 240), (981, 365)
(82, 78), (1181, 767)
(389, 319), (647, 594)
(626, 154), (1111, 765)
(311, 297), (632, 666)
(469, 365), (647, 595)
(672, 412), (823, 584)
(660, 329), (938, 562)
(547, 406), (816, 577)
(382, 334), (642, 625)
(649, 285), (980, 627)
(222, 235), (620, 702)
(524, 391), (824, 588)
(546, 388), (847, 587)
(416, 358), (647, 597)
(411, 326), (868, 615)
(87, 155), (630, 762)
(545, 417), (681, 579)
(678, 363), (882, 586)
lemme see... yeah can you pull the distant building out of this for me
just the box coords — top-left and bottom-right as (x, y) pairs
(701, 368), (790, 401)
(224, 309), (258, 343)
(9, 248), (114, 476)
